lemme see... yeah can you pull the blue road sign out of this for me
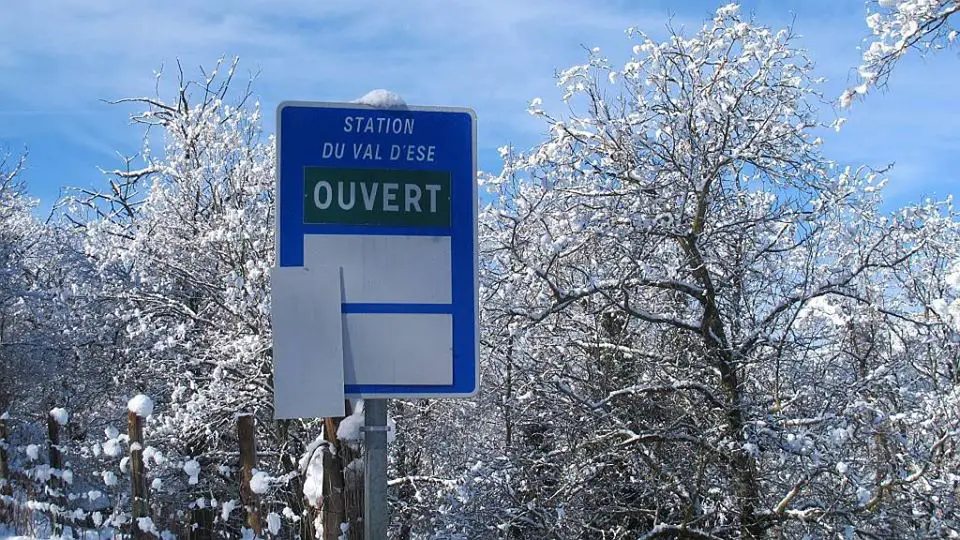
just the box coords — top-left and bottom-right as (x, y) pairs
(275, 101), (478, 398)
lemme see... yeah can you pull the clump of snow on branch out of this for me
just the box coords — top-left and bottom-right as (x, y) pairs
(102, 438), (122, 458)
(267, 512), (282, 535)
(183, 459), (201, 485)
(249, 470), (272, 494)
(102, 471), (118, 487)
(220, 499), (238, 521)
(930, 259), (960, 330)
(843, 0), (960, 104)
(299, 435), (329, 507)
(137, 517), (158, 535)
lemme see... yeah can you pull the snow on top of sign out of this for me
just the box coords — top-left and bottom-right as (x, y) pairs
(353, 89), (407, 109)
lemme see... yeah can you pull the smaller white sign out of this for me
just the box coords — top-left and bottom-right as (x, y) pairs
(271, 266), (345, 418)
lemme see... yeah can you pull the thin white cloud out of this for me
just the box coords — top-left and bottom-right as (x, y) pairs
(0, 0), (677, 152)
(1, 0), (956, 207)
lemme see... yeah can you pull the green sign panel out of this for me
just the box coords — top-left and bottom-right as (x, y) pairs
(303, 167), (451, 227)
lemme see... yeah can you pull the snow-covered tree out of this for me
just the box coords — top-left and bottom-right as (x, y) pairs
(478, 5), (960, 538)
(5, 6), (960, 538)
(0, 154), (123, 536)
(0, 154), (84, 422)
(0, 151), (37, 414)
(61, 58), (321, 537)
(843, 0), (960, 104)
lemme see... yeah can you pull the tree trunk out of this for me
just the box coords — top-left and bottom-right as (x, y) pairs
(505, 339), (514, 451)
(682, 231), (764, 538)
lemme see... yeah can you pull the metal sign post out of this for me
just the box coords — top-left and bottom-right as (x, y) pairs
(363, 399), (389, 539)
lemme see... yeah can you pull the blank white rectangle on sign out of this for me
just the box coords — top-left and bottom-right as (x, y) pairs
(304, 235), (451, 304)
(342, 313), (453, 386)
(271, 266), (345, 419)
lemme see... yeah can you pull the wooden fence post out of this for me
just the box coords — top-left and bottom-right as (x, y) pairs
(277, 420), (315, 540)
(46, 413), (62, 493)
(128, 410), (149, 540)
(46, 410), (64, 534)
(0, 414), (12, 523)
(322, 401), (363, 540)
(237, 413), (261, 536)
(322, 415), (346, 540)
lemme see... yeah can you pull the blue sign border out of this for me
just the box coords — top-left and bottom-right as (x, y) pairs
(276, 101), (479, 398)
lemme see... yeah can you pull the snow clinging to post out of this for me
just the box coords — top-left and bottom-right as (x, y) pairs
(49, 407), (69, 426)
(128, 394), (154, 417)
(336, 401), (397, 446)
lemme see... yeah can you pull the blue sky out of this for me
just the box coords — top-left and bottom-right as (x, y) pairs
(1, 0), (957, 214)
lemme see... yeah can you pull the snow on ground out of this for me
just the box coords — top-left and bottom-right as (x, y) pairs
(0, 524), (37, 539)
